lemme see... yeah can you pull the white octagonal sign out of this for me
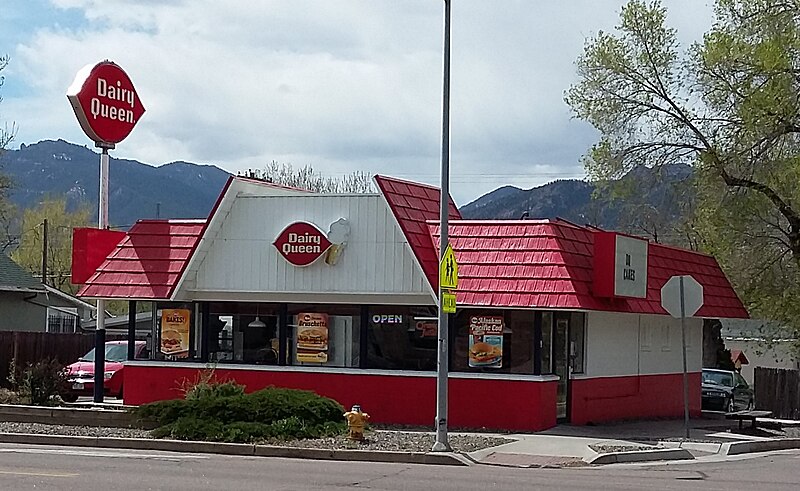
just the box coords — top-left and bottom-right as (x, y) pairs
(661, 275), (704, 318)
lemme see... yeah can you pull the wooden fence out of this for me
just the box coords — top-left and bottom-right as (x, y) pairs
(0, 331), (96, 388)
(754, 367), (800, 420)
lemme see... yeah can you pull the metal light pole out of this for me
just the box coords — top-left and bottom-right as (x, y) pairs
(433, 0), (452, 453)
(93, 142), (113, 403)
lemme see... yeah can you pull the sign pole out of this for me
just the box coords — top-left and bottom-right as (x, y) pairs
(433, 0), (451, 453)
(661, 274), (703, 440)
(93, 143), (113, 403)
(679, 276), (690, 439)
(67, 60), (143, 404)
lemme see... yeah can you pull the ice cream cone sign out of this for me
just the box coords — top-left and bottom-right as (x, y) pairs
(325, 218), (350, 265)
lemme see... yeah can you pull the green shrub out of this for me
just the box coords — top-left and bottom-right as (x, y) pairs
(16, 359), (69, 406)
(184, 380), (245, 401)
(0, 388), (21, 404)
(133, 398), (188, 426)
(132, 385), (346, 443)
(151, 416), (226, 441)
(177, 365), (246, 401)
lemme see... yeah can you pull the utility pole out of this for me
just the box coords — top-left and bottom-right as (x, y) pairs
(41, 218), (48, 286)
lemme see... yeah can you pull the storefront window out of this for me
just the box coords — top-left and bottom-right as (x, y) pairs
(207, 303), (280, 365)
(287, 304), (360, 368)
(365, 306), (438, 371)
(452, 310), (534, 374)
(154, 302), (199, 361)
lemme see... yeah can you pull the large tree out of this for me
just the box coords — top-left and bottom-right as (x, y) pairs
(0, 55), (18, 252)
(11, 198), (92, 293)
(0, 54), (14, 152)
(565, 1), (800, 345)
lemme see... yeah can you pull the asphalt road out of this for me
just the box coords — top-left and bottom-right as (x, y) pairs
(0, 443), (798, 490)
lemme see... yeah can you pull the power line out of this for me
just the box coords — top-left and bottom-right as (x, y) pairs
(307, 171), (585, 179)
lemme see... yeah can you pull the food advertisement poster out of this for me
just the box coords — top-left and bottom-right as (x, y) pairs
(414, 319), (438, 338)
(468, 316), (503, 368)
(160, 309), (191, 358)
(296, 313), (329, 363)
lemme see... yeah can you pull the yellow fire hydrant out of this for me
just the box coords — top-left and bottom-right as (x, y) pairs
(344, 404), (369, 441)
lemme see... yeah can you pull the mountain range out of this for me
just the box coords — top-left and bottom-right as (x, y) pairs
(459, 164), (692, 233)
(0, 139), (231, 228)
(0, 139), (690, 233)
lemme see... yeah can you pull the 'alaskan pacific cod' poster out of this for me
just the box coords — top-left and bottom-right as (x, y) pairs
(468, 316), (503, 368)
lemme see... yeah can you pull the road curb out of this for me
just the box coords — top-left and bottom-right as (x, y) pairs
(721, 438), (800, 456)
(0, 432), (469, 466)
(584, 448), (694, 465)
(659, 441), (722, 454)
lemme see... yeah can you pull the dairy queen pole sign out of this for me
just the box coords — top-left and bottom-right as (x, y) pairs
(67, 61), (146, 145)
(67, 60), (145, 403)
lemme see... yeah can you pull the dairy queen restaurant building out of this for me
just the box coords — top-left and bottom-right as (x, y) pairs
(73, 175), (748, 432)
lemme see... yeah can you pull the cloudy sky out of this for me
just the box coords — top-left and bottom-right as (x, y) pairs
(0, 0), (714, 205)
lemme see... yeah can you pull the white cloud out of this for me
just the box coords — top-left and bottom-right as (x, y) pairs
(5, 0), (714, 205)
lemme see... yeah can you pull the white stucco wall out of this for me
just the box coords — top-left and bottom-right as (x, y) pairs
(582, 311), (702, 378)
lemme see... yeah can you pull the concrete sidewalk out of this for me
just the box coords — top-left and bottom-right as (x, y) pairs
(466, 416), (800, 467)
(467, 434), (639, 467)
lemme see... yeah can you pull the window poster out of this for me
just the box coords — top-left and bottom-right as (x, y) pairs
(468, 315), (503, 368)
(160, 308), (191, 358)
(296, 313), (329, 363)
(414, 318), (438, 338)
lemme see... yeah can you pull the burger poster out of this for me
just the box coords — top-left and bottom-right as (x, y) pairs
(468, 316), (503, 368)
(160, 308), (191, 358)
(296, 313), (329, 363)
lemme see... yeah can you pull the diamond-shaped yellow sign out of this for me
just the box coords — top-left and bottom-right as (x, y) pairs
(439, 244), (458, 290)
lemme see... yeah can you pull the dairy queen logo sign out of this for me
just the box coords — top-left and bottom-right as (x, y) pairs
(66, 60), (145, 145)
(273, 222), (333, 266)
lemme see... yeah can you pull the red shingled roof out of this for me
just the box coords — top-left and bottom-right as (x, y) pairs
(77, 174), (748, 319)
(427, 220), (748, 319)
(730, 349), (749, 365)
(78, 220), (205, 299)
(375, 175), (461, 290)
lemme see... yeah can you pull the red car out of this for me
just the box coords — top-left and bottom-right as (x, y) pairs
(63, 341), (148, 402)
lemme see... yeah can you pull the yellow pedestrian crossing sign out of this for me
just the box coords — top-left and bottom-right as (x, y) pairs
(439, 244), (458, 290)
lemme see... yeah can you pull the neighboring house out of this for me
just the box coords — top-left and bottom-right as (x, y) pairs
(83, 311), (155, 343)
(42, 284), (97, 333)
(0, 253), (95, 332)
(721, 318), (799, 384)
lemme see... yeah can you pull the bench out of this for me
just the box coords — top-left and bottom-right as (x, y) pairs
(725, 410), (772, 430)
